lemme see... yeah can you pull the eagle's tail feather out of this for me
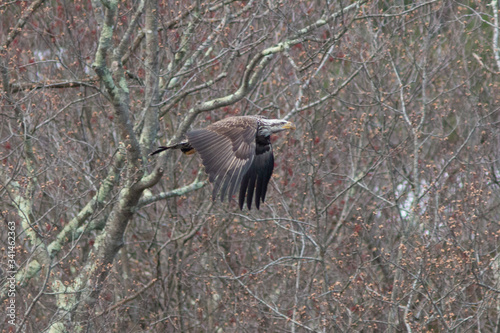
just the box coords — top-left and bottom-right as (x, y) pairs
(150, 141), (194, 156)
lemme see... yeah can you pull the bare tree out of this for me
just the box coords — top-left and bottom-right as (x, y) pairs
(1, 0), (499, 332)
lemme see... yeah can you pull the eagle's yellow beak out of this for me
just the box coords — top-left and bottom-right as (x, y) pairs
(282, 121), (296, 130)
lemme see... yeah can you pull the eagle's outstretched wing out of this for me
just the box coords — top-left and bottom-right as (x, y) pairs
(187, 117), (259, 205)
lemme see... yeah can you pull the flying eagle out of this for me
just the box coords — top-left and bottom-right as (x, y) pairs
(151, 116), (295, 210)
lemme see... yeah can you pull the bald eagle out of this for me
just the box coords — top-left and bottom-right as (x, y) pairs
(151, 116), (295, 210)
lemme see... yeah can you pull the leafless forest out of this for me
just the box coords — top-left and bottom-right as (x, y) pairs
(1, 0), (500, 331)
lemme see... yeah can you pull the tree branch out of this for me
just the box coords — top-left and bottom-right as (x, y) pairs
(2, 0), (47, 50)
(95, 278), (158, 317)
(92, 0), (142, 178)
(138, 178), (207, 208)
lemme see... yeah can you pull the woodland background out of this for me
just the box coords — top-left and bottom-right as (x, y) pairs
(1, 0), (500, 332)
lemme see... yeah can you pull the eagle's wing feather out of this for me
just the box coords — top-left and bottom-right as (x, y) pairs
(187, 118), (258, 203)
(239, 136), (274, 210)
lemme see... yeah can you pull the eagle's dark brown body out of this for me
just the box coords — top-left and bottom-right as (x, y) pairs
(151, 116), (295, 210)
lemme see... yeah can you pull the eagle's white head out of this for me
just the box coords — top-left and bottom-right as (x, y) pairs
(257, 118), (296, 137)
